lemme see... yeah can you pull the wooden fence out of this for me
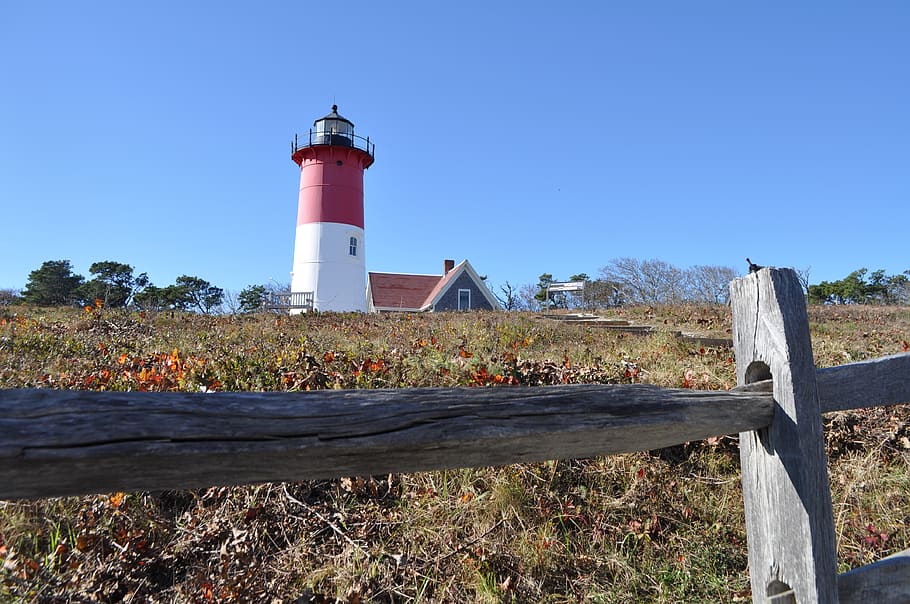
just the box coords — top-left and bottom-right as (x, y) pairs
(2, 268), (909, 603)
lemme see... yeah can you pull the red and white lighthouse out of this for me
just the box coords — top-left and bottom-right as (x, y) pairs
(290, 105), (374, 312)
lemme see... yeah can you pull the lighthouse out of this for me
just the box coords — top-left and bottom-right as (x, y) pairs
(289, 105), (375, 313)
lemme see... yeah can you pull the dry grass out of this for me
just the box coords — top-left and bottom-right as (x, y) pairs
(0, 304), (908, 602)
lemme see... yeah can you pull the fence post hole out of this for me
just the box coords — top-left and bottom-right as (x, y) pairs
(731, 267), (838, 603)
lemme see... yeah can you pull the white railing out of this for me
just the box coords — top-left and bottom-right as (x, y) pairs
(265, 291), (314, 311)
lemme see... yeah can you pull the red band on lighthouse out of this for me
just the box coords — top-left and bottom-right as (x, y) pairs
(296, 154), (365, 228)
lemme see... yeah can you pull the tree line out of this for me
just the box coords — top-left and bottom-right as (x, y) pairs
(4, 258), (909, 312)
(498, 259), (910, 311)
(807, 268), (910, 305)
(1, 259), (287, 314)
(9, 260), (225, 314)
(497, 258), (740, 310)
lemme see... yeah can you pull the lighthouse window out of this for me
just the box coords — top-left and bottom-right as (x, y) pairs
(349, 237), (358, 256)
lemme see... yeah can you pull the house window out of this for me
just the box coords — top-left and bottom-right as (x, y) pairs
(349, 236), (357, 256)
(458, 289), (471, 310)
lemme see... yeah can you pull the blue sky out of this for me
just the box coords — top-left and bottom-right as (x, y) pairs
(1, 2), (907, 297)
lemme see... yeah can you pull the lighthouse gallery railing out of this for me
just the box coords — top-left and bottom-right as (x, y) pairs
(292, 129), (375, 158)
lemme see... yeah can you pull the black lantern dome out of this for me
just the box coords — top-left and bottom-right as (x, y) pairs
(313, 104), (355, 147)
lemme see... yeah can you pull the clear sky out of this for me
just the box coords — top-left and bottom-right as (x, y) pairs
(2, 2), (907, 297)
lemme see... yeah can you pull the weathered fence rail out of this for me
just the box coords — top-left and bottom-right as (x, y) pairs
(2, 360), (906, 501)
(0, 384), (775, 499)
(1, 268), (909, 603)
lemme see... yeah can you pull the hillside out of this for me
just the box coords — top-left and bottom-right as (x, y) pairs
(1, 304), (909, 603)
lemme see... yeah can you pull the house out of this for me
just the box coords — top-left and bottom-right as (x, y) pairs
(367, 259), (500, 312)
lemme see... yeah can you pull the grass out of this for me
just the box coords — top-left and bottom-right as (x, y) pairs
(0, 304), (908, 602)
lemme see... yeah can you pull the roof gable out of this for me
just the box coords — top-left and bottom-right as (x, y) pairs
(423, 260), (499, 310)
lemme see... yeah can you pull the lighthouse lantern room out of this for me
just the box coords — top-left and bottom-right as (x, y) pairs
(289, 105), (375, 313)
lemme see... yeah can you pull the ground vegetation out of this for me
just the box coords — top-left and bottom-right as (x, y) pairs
(1, 304), (908, 602)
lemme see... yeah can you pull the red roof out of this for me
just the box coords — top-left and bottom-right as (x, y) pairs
(368, 272), (442, 310)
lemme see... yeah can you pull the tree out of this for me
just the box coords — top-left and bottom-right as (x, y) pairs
(809, 269), (869, 305)
(74, 261), (143, 307)
(132, 285), (177, 311)
(518, 283), (541, 311)
(221, 290), (241, 314)
(599, 258), (686, 305)
(888, 272), (910, 305)
(494, 281), (520, 311)
(807, 281), (833, 304)
(794, 266), (812, 297)
(22, 260), (84, 306)
(585, 279), (625, 308)
(131, 276), (222, 313)
(842, 269), (871, 303)
(238, 285), (269, 313)
(173, 275), (224, 314)
(686, 265), (739, 304)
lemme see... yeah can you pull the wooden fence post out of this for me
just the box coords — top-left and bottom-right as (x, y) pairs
(731, 268), (838, 603)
